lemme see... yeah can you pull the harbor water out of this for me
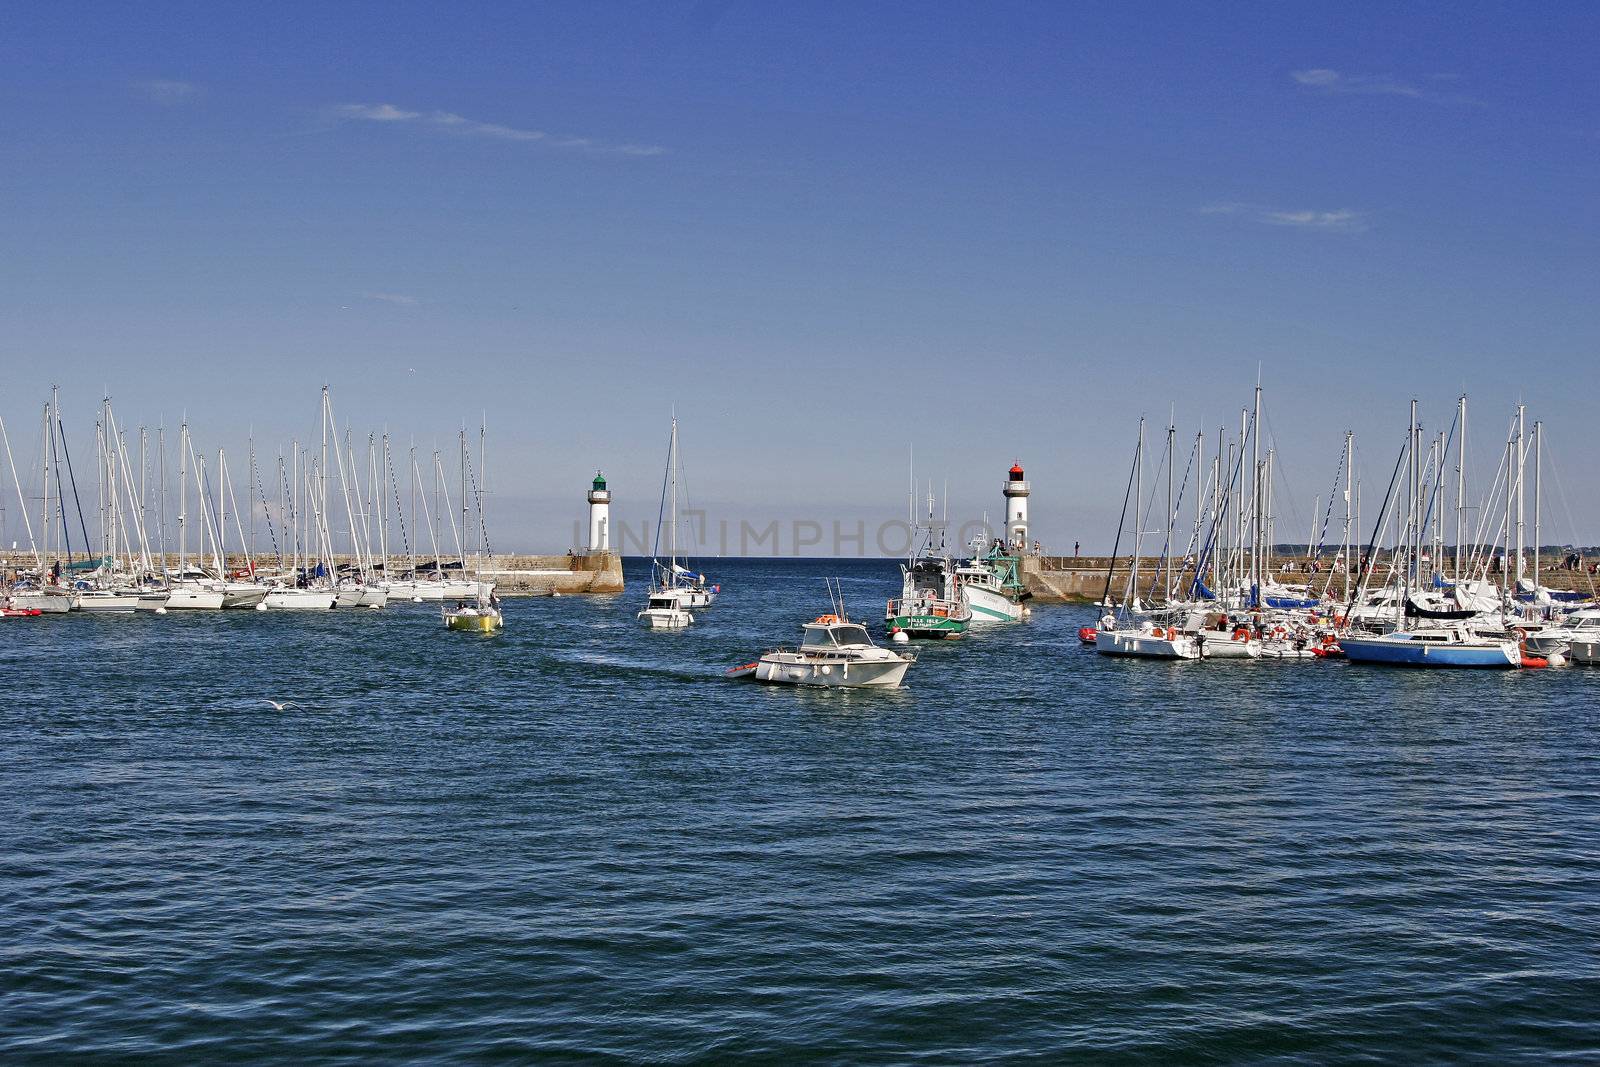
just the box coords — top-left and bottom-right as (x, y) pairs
(4, 557), (1598, 1061)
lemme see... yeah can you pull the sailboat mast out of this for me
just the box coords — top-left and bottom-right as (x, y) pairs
(177, 422), (188, 571)
(1343, 431), (1353, 600)
(1454, 394), (1467, 579)
(668, 418), (679, 570)
(1251, 385), (1261, 603)
(0, 416), (41, 569)
(1533, 421), (1542, 593)
(1514, 404), (1526, 584)
(1127, 416), (1144, 609)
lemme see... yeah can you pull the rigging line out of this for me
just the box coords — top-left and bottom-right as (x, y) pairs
(652, 421), (673, 566)
(250, 444), (282, 562)
(1099, 436), (1140, 610)
(1146, 432), (1200, 603)
(1258, 407), (1308, 540)
(1349, 438), (1409, 610)
(1312, 440), (1347, 558)
(463, 446), (492, 557)
(55, 413), (94, 562)
(385, 440), (410, 558)
(1543, 439), (1599, 600)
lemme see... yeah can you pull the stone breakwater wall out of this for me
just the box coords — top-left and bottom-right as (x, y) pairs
(5, 552), (626, 597)
(1020, 555), (1599, 604)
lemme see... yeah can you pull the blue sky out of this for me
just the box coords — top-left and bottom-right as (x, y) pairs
(3, 3), (1596, 553)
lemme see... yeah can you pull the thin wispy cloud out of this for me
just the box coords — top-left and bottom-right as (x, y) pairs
(362, 291), (419, 306)
(1202, 203), (1369, 233)
(134, 79), (202, 105)
(328, 103), (665, 157)
(1290, 68), (1481, 106)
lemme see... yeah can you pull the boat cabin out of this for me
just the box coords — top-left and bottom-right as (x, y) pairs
(802, 617), (874, 649)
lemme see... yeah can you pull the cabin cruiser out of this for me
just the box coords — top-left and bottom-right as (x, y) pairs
(1517, 607), (1600, 658)
(728, 613), (915, 689)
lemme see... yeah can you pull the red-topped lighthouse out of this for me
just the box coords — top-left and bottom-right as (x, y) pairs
(1003, 461), (1030, 551)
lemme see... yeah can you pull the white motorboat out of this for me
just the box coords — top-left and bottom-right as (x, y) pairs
(1521, 607), (1600, 658)
(729, 611), (915, 689)
(638, 592), (693, 629)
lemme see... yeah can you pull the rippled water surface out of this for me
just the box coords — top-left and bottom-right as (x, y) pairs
(5, 557), (1599, 1062)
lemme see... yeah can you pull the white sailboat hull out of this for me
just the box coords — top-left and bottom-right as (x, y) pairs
(1095, 629), (1201, 659)
(221, 582), (269, 609)
(639, 607), (693, 629)
(1197, 634), (1262, 659)
(9, 590), (77, 613)
(75, 590), (143, 613)
(163, 586), (226, 610)
(263, 588), (338, 610)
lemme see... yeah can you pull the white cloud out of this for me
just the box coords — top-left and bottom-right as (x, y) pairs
(1202, 202), (1369, 233)
(333, 103), (420, 122)
(1290, 68), (1422, 98)
(134, 79), (202, 105)
(1289, 68), (1483, 106)
(329, 102), (665, 156)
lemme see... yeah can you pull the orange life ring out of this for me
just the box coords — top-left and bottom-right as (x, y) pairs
(1232, 627), (1249, 641)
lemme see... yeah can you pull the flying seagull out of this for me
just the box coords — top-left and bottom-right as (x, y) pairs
(263, 699), (302, 711)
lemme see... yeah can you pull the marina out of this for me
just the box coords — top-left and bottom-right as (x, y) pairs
(5, 554), (1599, 1060)
(8, 4), (1599, 1059)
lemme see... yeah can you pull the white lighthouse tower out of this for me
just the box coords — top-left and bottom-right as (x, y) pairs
(1003, 461), (1030, 552)
(586, 471), (611, 553)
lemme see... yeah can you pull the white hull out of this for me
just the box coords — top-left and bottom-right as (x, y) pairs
(1197, 634), (1262, 659)
(9, 590), (76, 613)
(263, 588), (338, 610)
(162, 586), (225, 610)
(136, 591), (170, 611)
(1095, 629), (1200, 659)
(963, 584), (1023, 623)
(336, 585), (389, 609)
(75, 591), (143, 613)
(639, 607), (693, 629)
(221, 583), (269, 609)
(384, 578), (479, 602)
(753, 653), (910, 688)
